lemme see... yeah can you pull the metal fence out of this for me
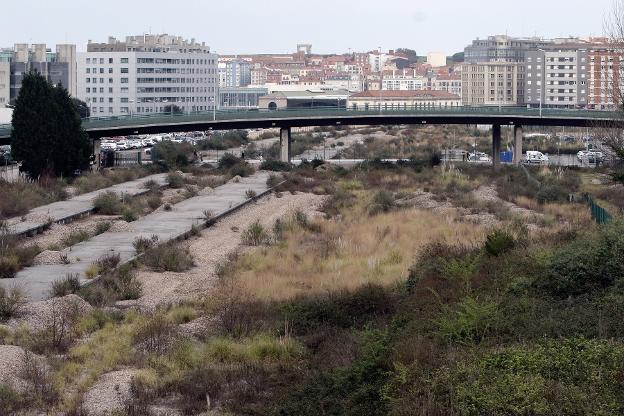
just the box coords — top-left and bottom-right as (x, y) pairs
(585, 195), (612, 225)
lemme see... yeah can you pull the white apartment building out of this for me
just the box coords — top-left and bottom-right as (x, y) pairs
(382, 75), (426, 91)
(0, 61), (9, 106)
(77, 35), (218, 116)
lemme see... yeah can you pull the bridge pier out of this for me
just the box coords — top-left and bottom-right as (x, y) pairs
(513, 125), (523, 165)
(492, 124), (501, 169)
(280, 127), (291, 163)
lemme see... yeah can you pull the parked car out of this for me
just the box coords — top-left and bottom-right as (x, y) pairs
(100, 142), (117, 151)
(524, 151), (549, 164)
(467, 152), (491, 163)
(116, 140), (130, 150)
(142, 138), (155, 147)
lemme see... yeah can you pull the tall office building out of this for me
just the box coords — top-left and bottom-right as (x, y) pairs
(0, 43), (77, 105)
(77, 34), (218, 116)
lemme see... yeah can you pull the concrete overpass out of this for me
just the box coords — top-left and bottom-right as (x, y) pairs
(1, 106), (623, 166)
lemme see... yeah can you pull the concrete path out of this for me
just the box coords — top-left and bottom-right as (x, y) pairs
(5, 173), (169, 237)
(2, 172), (271, 300)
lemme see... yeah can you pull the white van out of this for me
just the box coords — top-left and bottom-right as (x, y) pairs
(524, 151), (549, 164)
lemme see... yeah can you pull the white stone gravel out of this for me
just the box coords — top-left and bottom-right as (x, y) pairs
(0, 345), (48, 394)
(7, 294), (93, 333)
(82, 369), (138, 416)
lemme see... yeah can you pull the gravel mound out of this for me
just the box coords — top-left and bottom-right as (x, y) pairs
(0, 345), (48, 393)
(8, 294), (93, 332)
(82, 369), (138, 415)
(32, 250), (63, 266)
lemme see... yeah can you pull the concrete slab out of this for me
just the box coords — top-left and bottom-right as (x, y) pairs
(4, 173), (169, 237)
(2, 172), (271, 300)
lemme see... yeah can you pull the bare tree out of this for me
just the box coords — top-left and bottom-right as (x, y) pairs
(600, 0), (624, 159)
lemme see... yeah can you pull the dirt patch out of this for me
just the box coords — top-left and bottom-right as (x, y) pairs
(82, 369), (138, 416)
(472, 185), (543, 220)
(135, 192), (327, 309)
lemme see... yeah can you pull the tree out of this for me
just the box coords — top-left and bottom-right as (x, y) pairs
(163, 104), (183, 115)
(71, 98), (90, 118)
(451, 52), (465, 63)
(11, 72), (91, 179)
(395, 48), (419, 64)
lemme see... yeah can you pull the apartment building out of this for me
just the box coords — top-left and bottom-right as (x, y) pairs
(524, 49), (588, 108)
(382, 70), (426, 90)
(0, 43), (77, 104)
(218, 59), (251, 88)
(587, 48), (624, 109)
(464, 35), (550, 63)
(462, 62), (524, 106)
(77, 35), (217, 116)
(430, 74), (462, 97)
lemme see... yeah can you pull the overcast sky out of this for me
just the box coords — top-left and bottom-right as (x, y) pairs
(1, 0), (616, 55)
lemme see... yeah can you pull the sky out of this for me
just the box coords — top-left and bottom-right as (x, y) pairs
(1, 0), (616, 55)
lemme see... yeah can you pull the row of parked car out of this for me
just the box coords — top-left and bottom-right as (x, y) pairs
(100, 132), (208, 152)
(577, 149), (605, 163)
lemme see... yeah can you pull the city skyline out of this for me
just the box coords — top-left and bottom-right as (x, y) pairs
(1, 0), (615, 55)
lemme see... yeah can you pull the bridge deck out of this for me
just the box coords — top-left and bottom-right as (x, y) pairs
(1, 107), (623, 141)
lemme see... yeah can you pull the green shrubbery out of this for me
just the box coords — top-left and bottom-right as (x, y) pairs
(142, 244), (194, 272)
(93, 191), (123, 215)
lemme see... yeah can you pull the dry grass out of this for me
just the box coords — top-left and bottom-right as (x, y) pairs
(231, 207), (487, 301)
(513, 195), (593, 226)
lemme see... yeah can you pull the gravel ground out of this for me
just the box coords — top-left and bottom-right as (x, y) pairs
(472, 186), (544, 220)
(135, 192), (327, 309)
(82, 369), (138, 416)
(7, 294), (93, 332)
(0, 345), (48, 394)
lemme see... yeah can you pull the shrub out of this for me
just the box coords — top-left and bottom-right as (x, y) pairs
(259, 160), (291, 172)
(202, 210), (215, 224)
(434, 296), (499, 345)
(367, 190), (395, 216)
(0, 256), (19, 279)
(241, 221), (269, 246)
(484, 229), (515, 256)
(143, 179), (160, 192)
(143, 244), (194, 272)
(168, 305), (197, 324)
(50, 273), (81, 297)
(0, 286), (25, 319)
(133, 235), (159, 254)
(0, 384), (21, 414)
(96, 253), (121, 274)
(167, 172), (185, 189)
(537, 221), (624, 297)
(61, 229), (91, 247)
(245, 189), (257, 199)
(85, 264), (99, 279)
(93, 191), (123, 215)
(133, 312), (175, 354)
(164, 203), (172, 211)
(13, 245), (41, 268)
(122, 208), (138, 222)
(218, 153), (242, 170)
(266, 174), (282, 188)
(94, 221), (111, 235)
(151, 141), (192, 170)
(146, 195), (162, 211)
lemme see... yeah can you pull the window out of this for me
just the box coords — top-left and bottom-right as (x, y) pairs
(109, 58), (113, 64)
(86, 88), (90, 93)
(86, 58), (91, 64)
(121, 97), (129, 103)
(99, 88), (104, 93)
(109, 98), (113, 103)
(121, 58), (129, 64)
(99, 68), (104, 74)
(109, 78), (113, 83)
(108, 68), (113, 74)
(121, 68), (129, 74)
(121, 78), (129, 83)
(99, 58), (104, 64)
(86, 68), (91, 74)
(109, 87), (113, 93)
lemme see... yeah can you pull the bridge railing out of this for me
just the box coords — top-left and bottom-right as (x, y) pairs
(2, 106), (623, 137)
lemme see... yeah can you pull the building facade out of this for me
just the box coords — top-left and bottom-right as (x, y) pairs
(587, 48), (624, 109)
(77, 35), (218, 116)
(0, 43), (77, 105)
(461, 62), (524, 106)
(524, 49), (588, 108)
(464, 35), (550, 63)
(218, 59), (251, 88)
(219, 87), (268, 109)
(348, 90), (461, 110)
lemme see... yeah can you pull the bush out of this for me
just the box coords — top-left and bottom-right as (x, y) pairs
(50, 273), (81, 297)
(245, 189), (257, 199)
(259, 160), (291, 172)
(0, 286), (25, 319)
(266, 174), (282, 188)
(142, 244), (194, 272)
(122, 208), (138, 222)
(93, 191), (123, 215)
(484, 229), (515, 256)
(167, 171), (185, 189)
(96, 253), (121, 274)
(61, 229), (91, 247)
(434, 296), (499, 345)
(133, 235), (159, 254)
(0, 256), (19, 279)
(367, 190), (395, 216)
(94, 221), (111, 235)
(218, 153), (242, 170)
(537, 221), (624, 297)
(0, 384), (22, 414)
(133, 312), (175, 354)
(151, 142), (192, 170)
(241, 221), (269, 246)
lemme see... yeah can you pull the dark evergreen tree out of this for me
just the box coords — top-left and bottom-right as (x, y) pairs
(71, 98), (90, 118)
(11, 72), (91, 178)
